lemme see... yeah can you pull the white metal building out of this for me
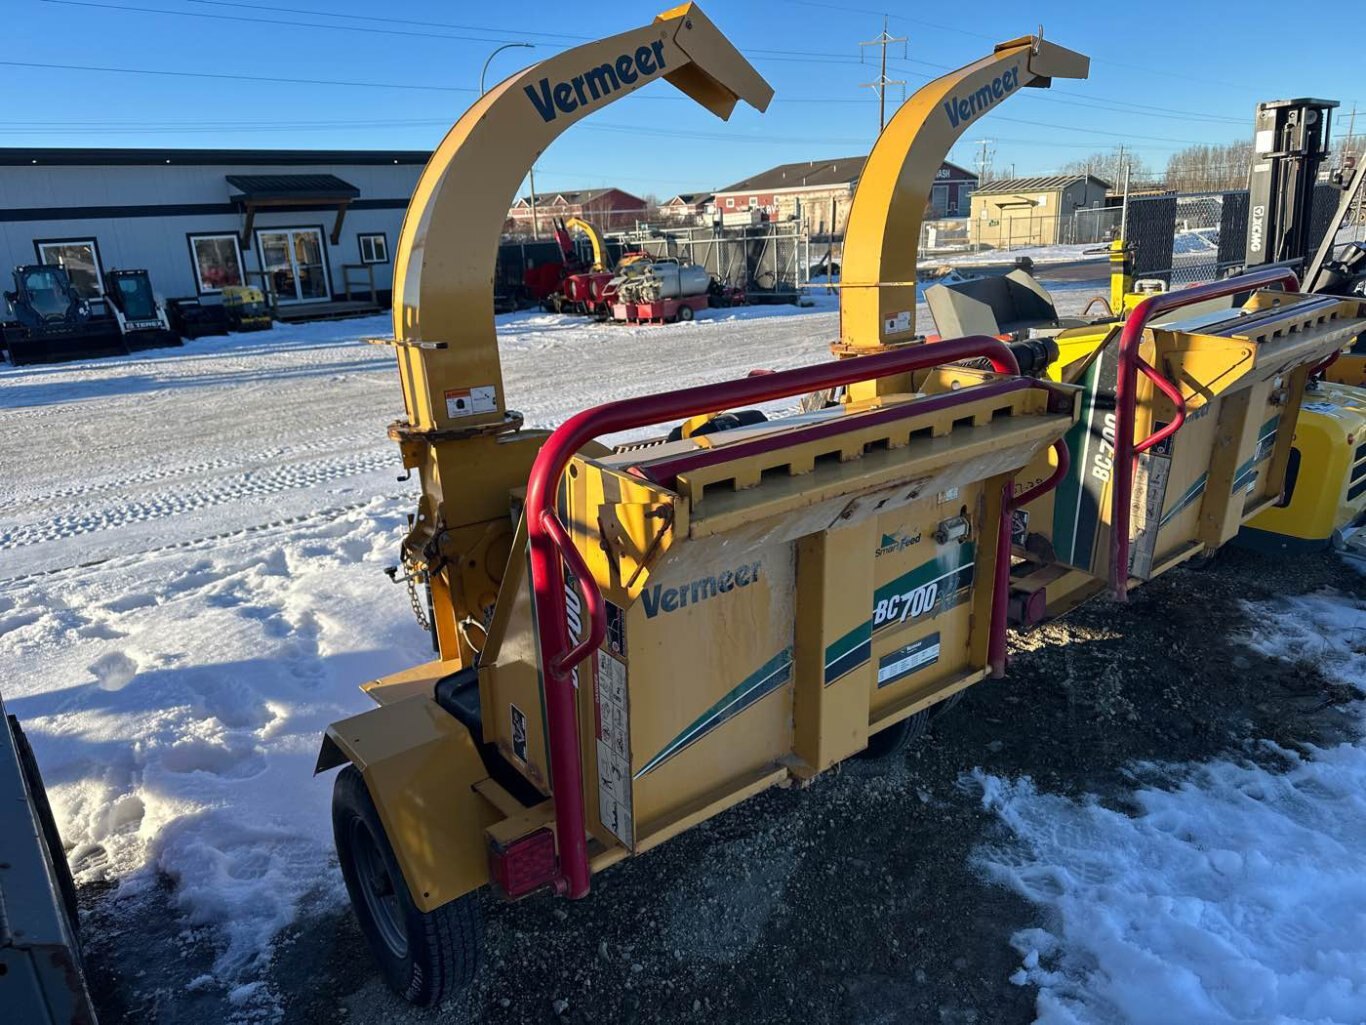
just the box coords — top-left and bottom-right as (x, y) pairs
(0, 148), (429, 311)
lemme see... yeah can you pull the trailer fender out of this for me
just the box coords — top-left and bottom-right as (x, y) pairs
(316, 695), (499, 912)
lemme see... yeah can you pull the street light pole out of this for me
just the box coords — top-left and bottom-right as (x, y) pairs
(482, 42), (538, 237)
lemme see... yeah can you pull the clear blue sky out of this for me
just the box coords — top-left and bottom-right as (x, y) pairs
(5, 0), (1363, 197)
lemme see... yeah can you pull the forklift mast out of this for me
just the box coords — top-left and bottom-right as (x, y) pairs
(1245, 98), (1337, 271)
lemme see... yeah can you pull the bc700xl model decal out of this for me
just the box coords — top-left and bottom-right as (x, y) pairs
(822, 544), (976, 686)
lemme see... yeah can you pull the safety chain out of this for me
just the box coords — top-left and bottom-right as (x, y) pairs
(404, 562), (431, 633)
(385, 557), (431, 633)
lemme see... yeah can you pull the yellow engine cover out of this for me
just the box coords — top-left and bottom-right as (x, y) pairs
(1240, 380), (1366, 551)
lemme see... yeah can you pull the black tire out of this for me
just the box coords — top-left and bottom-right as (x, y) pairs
(332, 765), (482, 1006)
(858, 709), (930, 760)
(932, 689), (965, 720)
(678, 303), (695, 322)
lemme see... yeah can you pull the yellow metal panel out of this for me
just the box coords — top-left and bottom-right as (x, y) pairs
(360, 658), (462, 706)
(792, 523), (875, 773)
(322, 697), (499, 912)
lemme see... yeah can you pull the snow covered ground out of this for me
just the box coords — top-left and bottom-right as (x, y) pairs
(972, 592), (1366, 1025)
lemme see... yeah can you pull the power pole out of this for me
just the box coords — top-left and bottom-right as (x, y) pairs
(860, 16), (906, 132)
(528, 168), (540, 240)
(1345, 104), (1358, 169)
(974, 138), (995, 183)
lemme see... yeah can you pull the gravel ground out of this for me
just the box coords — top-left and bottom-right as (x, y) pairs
(79, 543), (1366, 1024)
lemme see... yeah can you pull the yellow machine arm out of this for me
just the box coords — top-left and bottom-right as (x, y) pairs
(380, 4), (771, 663)
(564, 216), (607, 271)
(836, 35), (1088, 396)
(391, 3), (771, 435)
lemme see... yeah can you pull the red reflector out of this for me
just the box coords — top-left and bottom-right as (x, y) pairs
(488, 828), (558, 900)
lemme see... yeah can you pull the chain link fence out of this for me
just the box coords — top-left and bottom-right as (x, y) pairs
(629, 223), (810, 300)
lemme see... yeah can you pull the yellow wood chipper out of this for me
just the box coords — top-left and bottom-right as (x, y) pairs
(313, 6), (1366, 1005)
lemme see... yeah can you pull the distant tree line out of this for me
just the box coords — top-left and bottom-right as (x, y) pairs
(1053, 138), (1365, 196)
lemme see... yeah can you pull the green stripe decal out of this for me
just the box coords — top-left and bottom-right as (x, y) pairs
(1157, 416), (1278, 528)
(634, 648), (793, 780)
(823, 621), (872, 686)
(823, 543), (977, 687)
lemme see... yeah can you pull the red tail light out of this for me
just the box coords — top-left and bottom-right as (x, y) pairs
(488, 829), (558, 900)
(1007, 587), (1048, 628)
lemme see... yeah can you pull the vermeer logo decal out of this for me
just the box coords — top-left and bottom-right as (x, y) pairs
(525, 42), (668, 122)
(642, 561), (761, 618)
(943, 65), (1020, 128)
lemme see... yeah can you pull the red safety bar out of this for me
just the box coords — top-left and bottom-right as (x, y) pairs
(987, 438), (1071, 677)
(1108, 267), (1300, 600)
(524, 336), (1050, 900)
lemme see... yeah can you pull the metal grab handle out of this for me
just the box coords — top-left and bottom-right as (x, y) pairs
(1109, 267), (1300, 600)
(538, 509), (608, 675)
(1132, 355), (1188, 455)
(524, 334), (1023, 901)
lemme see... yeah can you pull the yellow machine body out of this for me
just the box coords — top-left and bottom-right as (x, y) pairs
(485, 383), (1075, 856)
(1239, 378), (1366, 551)
(219, 284), (272, 331)
(1005, 292), (1366, 618)
(317, 15), (1093, 917)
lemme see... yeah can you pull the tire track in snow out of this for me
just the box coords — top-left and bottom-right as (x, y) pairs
(0, 428), (378, 512)
(0, 449), (399, 550)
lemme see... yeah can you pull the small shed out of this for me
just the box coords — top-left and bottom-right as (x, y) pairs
(968, 174), (1110, 248)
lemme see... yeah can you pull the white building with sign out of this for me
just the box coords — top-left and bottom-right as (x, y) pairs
(0, 148), (428, 312)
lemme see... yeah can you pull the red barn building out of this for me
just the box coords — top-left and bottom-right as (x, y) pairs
(506, 187), (647, 234)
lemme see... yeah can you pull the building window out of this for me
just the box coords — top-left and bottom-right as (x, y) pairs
(188, 233), (244, 292)
(725, 197), (735, 208)
(34, 238), (102, 298)
(358, 233), (389, 265)
(748, 197), (759, 208)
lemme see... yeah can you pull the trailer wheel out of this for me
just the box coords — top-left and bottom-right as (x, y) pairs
(332, 765), (482, 1006)
(858, 709), (930, 760)
(678, 304), (695, 322)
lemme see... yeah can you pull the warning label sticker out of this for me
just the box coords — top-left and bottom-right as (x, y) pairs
(877, 632), (941, 688)
(594, 651), (633, 847)
(444, 385), (497, 419)
(884, 310), (912, 335)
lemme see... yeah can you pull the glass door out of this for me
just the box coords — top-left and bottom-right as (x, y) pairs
(256, 228), (330, 304)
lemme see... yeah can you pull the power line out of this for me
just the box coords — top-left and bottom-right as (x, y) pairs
(40, 0), (529, 44)
(0, 57), (474, 92)
(172, 0), (589, 41)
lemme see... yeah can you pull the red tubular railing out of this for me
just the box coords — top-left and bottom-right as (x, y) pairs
(1108, 268), (1300, 600)
(525, 336), (1036, 899)
(987, 438), (1071, 677)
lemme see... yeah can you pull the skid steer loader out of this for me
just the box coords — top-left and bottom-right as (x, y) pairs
(315, 9), (1091, 1006)
(2, 264), (127, 365)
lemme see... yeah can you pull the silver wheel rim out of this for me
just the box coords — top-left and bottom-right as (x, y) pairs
(350, 819), (409, 959)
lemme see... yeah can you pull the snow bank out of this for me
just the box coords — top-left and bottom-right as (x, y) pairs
(0, 497), (429, 1012)
(971, 591), (1366, 1025)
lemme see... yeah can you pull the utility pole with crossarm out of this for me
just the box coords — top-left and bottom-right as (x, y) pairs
(860, 16), (907, 133)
